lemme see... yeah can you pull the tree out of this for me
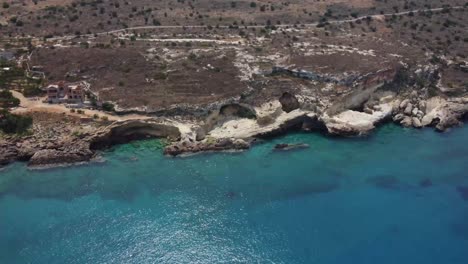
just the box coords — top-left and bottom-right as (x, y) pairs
(250, 2), (256, 8)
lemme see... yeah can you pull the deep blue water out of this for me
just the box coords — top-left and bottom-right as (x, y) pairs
(1, 124), (468, 264)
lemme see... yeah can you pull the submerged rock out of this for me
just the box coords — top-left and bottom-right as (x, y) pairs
(273, 143), (309, 151)
(366, 175), (401, 190)
(419, 178), (433, 188)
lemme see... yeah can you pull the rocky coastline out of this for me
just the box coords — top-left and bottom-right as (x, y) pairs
(2, 63), (468, 169)
(2, 87), (467, 170)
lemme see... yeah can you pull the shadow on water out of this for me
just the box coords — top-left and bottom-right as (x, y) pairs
(278, 182), (340, 201)
(450, 212), (468, 240)
(366, 175), (412, 190)
(456, 186), (468, 201)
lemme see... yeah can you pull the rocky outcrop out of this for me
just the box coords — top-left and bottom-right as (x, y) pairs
(0, 115), (182, 168)
(279, 92), (300, 113)
(0, 141), (18, 166)
(164, 138), (250, 156)
(393, 96), (468, 131)
(323, 103), (393, 136)
(28, 146), (93, 168)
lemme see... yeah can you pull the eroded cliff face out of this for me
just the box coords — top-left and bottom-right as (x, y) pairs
(89, 120), (181, 150)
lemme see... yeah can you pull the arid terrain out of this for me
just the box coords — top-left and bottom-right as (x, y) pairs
(1, 0), (467, 167)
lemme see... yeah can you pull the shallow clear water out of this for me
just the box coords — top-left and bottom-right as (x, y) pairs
(1, 124), (468, 264)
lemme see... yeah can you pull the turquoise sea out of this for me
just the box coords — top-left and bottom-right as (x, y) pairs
(1, 124), (468, 264)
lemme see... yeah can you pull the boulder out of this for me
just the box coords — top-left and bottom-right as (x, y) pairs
(393, 113), (405, 122)
(399, 99), (410, 109)
(412, 117), (422, 128)
(418, 100), (427, 113)
(194, 126), (206, 141)
(421, 114), (436, 126)
(404, 103), (413, 115)
(279, 92), (300, 113)
(400, 116), (413, 127)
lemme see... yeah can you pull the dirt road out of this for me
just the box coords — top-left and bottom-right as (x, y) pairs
(10, 90), (150, 122)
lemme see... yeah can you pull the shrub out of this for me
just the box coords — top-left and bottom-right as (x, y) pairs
(188, 53), (197, 60)
(0, 90), (20, 108)
(101, 102), (115, 112)
(0, 109), (32, 134)
(2, 2), (10, 8)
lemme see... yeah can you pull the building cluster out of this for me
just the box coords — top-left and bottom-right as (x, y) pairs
(44, 81), (93, 105)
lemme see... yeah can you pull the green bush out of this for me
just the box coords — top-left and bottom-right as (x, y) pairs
(0, 109), (32, 134)
(101, 102), (115, 112)
(0, 90), (20, 108)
